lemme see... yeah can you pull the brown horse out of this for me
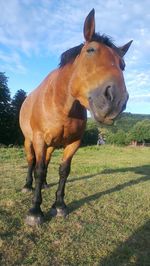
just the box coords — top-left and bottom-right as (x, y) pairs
(20, 9), (132, 225)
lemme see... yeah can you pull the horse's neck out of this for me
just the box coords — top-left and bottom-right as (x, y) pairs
(51, 65), (75, 110)
(47, 64), (86, 119)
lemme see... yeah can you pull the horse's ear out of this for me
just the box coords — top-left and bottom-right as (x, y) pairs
(83, 9), (95, 41)
(119, 40), (133, 57)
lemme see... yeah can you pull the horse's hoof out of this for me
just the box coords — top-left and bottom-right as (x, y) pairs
(22, 186), (33, 193)
(25, 215), (44, 226)
(42, 183), (50, 189)
(50, 207), (68, 217)
(25, 209), (44, 226)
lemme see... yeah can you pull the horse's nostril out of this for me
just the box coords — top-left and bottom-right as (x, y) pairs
(104, 85), (114, 102)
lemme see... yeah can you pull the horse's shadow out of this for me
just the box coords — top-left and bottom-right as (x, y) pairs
(67, 164), (150, 213)
(67, 164), (150, 264)
(49, 164), (150, 188)
(101, 164), (150, 176)
(50, 172), (102, 187)
(100, 219), (150, 265)
(45, 164), (149, 220)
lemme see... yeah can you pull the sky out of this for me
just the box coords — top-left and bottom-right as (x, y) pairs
(0, 0), (150, 114)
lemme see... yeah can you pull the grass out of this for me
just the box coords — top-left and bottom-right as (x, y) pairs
(0, 145), (150, 266)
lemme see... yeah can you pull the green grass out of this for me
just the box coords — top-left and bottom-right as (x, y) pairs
(0, 145), (150, 266)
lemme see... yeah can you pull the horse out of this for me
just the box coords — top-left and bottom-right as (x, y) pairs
(19, 9), (132, 226)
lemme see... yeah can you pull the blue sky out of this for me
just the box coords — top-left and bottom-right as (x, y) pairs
(0, 0), (150, 114)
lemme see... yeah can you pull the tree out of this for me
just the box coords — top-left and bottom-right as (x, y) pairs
(82, 119), (99, 146)
(0, 72), (11, 103)
(105, 129), (129, 146)
(114, 130), (128, 145)
(11, 89), (26, 144)
(0, 73), (27, 145)
(0, 72), (13, 145)
(129, 120), (150, 144)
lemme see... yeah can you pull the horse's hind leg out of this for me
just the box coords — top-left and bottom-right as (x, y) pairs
(42, 146), (54, 189)
(22, 139), (35, 192)
(50, 140), (81, 217)
(25, 134), (46, 226)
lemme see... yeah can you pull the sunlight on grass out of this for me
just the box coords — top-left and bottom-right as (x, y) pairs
(0, 145), (150, 265)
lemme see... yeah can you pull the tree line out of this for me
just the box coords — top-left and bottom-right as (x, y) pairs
(0, 72), (26, 145)
(0, 72), (150, 146)
(103, 119), (150, 146)
(85, 117), (150, 146)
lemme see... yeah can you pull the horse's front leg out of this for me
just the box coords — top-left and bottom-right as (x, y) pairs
(25, 135), (47, 226)
(50, 140), (81, 217)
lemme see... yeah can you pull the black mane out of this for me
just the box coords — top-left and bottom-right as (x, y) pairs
(59, 43), (84, 68)
(59, 33), (119, 68)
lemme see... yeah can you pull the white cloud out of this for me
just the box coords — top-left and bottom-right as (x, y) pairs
(0, 0), (150, 111)
(0, 50), (26, 74)
(130, 94), (150, 103)
(124, 69), (150, 111)
(1, 0), (149, 55)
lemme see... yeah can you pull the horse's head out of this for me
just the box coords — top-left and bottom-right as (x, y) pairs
(70, 9), (132, 124)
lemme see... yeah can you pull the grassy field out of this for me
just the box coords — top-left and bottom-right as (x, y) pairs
(0, 145), (150, 266)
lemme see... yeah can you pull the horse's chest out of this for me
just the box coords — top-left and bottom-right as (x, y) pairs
(44, 119), (86, 147)
(63, 119), (86, 143)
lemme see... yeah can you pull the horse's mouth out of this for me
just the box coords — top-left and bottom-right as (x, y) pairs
(89, 108), (114, 125)
(93, 113), (114, 125)
(102, 118), (114, 125)
(89, 99), (114, 125)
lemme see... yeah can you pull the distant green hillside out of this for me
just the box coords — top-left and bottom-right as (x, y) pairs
(87, 112), (150, 133)
(108, 112), (150, 133)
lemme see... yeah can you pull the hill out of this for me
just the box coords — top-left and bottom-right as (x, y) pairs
(83, 113), (150, 145)
(87, 112), (150, 133)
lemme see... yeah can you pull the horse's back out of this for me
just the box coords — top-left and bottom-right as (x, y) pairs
(20, 66), (87, 146)
(19, 70), (58, 141)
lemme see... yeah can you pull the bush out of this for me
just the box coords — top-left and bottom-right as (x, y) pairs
(106, 130), (129, 146)
(82, 120), (99, 146)
(129, 119), (150, 143)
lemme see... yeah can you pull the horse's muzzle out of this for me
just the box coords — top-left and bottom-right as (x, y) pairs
(88, 85), (129, 124)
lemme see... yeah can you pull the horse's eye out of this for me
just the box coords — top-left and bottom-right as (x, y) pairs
(87, 47), (95, 53)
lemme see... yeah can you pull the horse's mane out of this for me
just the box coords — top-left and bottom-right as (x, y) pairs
(59, 33), (119, 68)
